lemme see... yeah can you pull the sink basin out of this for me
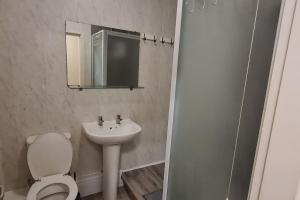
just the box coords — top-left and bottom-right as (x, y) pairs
(82, 119), (142, 145)
(82, 118), (142, 200)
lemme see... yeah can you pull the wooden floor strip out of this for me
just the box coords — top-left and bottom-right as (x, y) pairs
(121, 163), (165, 200)
(82, 187), (131, 200)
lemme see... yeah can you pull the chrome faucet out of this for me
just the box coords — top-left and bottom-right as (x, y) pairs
(116, 115), (122, 125)
(98, 116), (104, 126)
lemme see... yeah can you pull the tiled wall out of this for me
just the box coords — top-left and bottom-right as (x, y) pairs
(0, 0), (177, 190)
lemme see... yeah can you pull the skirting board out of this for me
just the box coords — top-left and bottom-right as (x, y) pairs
(77, 172), (103, 197)
(77, 160), (165, 197)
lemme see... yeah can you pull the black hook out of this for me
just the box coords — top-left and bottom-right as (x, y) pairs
(153, 35), (157, 43)
(161, 36), (165, 44)
(143, 33), (147, 41)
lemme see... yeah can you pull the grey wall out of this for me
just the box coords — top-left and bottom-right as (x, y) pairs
(0, 0), (177, 191)
(229, 0), (282, 199)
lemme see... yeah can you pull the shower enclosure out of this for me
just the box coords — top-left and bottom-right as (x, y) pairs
(164, 0), (282, 199)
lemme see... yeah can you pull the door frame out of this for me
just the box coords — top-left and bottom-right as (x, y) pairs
(162, 0), (298, 199)
(162, 0), (184, 199)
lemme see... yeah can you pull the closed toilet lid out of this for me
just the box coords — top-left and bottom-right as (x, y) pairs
(27, 133), (73, 180)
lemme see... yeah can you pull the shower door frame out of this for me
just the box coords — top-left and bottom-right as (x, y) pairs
(162, 0), (298, 199)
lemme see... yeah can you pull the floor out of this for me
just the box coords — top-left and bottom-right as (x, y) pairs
(121, 163), (164, 200)
(83, 163), (164, 200)
(3, 188), (28, 200)
(82, 187), (131, 200)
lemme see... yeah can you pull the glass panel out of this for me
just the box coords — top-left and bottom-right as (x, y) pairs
(228, 0), (282, 199)
(167, 0), (261, 199)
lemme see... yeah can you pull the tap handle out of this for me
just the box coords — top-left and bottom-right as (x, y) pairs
(117, 115), (122, 120)
(98, 116), (103, 121)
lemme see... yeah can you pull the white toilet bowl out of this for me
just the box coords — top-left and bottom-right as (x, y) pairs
(26, 133), (78, 200)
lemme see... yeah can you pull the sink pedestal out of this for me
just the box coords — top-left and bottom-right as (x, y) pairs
(82, 119), (142, 200)
(103, 145), (121, 200)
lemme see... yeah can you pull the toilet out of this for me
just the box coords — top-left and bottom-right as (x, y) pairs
(26, 132), (78, 200)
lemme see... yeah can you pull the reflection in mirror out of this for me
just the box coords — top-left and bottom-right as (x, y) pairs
(66, 21), (141, 89)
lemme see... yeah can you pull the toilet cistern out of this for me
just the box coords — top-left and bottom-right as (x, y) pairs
(82, 118), (141, 200)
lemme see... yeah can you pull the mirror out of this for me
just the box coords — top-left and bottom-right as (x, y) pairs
(65, 21), (141, 89)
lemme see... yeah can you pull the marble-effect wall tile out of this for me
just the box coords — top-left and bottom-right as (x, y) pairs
(0, 0), (177, 191)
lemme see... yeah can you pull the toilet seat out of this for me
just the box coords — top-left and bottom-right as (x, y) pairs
(26, 133), (78, 200)
(26, 174), (78, 200)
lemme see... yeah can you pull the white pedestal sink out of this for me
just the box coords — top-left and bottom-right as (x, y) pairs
(82, 119), (142, 200)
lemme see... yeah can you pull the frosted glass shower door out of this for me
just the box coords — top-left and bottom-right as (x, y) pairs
(166, 0), (268, 199)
